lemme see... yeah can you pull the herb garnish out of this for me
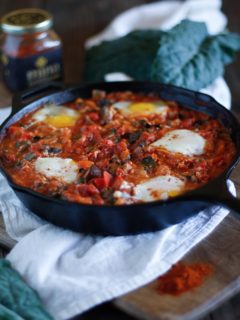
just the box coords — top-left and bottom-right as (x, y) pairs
(142, 156), (156, 171)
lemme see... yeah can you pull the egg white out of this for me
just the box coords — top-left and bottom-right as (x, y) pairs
(32, 104), (79, 127)
(151, 129), (206, 156)
(134, 175), (185, 202)
(35, 157), (78, 183)
(112, 101), (168, 116)
(114, 176), (184, 202)
(113, 180), (133, 200)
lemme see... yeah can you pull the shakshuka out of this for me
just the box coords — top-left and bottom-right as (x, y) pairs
(0, 90), (236, 205)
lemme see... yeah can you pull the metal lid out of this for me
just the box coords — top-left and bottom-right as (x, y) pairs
(1, 8), (53, 34)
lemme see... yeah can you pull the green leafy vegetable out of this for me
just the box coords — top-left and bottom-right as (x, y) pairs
(151, 24), (240, 90)
(84, 20), (240, 90)
(214, 32), (240, 63)
(0, 304), (24, 320)
(0, 260), (53, 320)
(155, 36), (224, 90)
(84, 30), (163, 82)
(142, 156), (156, 170)
(151, 20), (208, 85)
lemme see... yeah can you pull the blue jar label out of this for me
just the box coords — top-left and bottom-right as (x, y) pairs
(2, 48), (63, 91)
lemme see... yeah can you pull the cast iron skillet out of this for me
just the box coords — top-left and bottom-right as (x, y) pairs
(0, 81), (240, 236)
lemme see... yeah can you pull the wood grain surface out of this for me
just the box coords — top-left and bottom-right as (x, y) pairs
(115, 214), (240, 320)
(0, 1), (240, 320)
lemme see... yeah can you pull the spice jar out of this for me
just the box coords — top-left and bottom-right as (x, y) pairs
(0, 8), (63, 91)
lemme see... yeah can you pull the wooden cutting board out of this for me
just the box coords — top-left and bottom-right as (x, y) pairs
(114, 213), (240, 320)
(113, 166), (240, 320)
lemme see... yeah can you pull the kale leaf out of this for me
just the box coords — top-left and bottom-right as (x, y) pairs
(151, 25), (240, 90)
(160, 36), (224, 90)
(151, 19), (208, 84)
(84, 30), (163, 82)
(214, 32), (240, 63)
(0, 304), (24, 320)
(0, 259), (53, 320)
(84, 20), (240, 91)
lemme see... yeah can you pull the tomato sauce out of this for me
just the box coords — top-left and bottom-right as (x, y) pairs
(0, 90), (236, 205)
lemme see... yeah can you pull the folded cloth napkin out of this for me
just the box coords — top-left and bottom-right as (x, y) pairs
(0, 1), (235, 319)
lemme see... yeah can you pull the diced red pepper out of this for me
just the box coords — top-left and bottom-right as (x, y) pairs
(92, 171), (112, 189)
(103, 171), (112, 186)
(21, 132), (31, 141)
(88, 112), (100, 122)
(7, 126), (20, 135)
(115, 167), (125, 177)
(77, 183), (100, 196)
(65, 193), (93, 204)
(92, 178), (106, 190)
(115, 140), (130, 161)
(78, 160), (94, 169)
(197, 162), (207, 170)
(181, 118), (194, 128)
(1, 153), (16, 165)
(7, 126), (31, 141)
(111, 175), (124, 189)
(140, 131), (156, 144)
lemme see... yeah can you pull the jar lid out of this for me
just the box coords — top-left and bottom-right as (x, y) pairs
(1, 8), (53, 34)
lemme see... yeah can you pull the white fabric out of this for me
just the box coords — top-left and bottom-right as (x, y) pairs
(0, 1), (234, 319)
(86, 0), (231, 109)
(0, 175), (235, 320)
(85, 0), (227, 47)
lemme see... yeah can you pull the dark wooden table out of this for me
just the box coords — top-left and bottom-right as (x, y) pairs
(0, 1), (240, 320)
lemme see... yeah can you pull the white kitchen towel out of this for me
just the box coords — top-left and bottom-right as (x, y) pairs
(0, 0), (235, 319)
(0, 175), (236, 320)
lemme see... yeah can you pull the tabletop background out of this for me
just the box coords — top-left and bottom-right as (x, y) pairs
(0, 1), (240, 320)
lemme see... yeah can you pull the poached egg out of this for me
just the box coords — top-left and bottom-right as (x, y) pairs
(114, 176), (185, 202)
(151, 129), (206, 156)
(112, 101), (168, 116)
(35, 157), (78, 183)
(32, 104), (79, 128)
(134, 175), (185, 202)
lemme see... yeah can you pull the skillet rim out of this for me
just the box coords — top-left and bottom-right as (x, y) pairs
(0, 80), (240, 210)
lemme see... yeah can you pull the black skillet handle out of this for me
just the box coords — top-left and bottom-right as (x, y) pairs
(187, 175), (240, 214)
(12, 81), (65, 114)
(216, 179), (240, 213)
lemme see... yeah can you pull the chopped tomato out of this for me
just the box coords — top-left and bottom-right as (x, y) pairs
(115, 140), (130, 162)
(65, 193), (92, 204)
(1, 153), (16, 165)
(21, 132), (31, 141)
(197, 161), (207, 170)
(77, 184), (100, 196)
(92, 171), (112, 189)
(7, 126), (31, 141)
(78, 160), (94, 169)
(111, 175), (124, 189)
(88, 112), (100, 122)
(115, 167), (125, 177)
(7, 126), (21, 135)
(181, 118), (195, 128)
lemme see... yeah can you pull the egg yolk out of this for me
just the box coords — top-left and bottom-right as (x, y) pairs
(168, 190), (181, 197)
(45, 115), (77, 128)
(128, 102), (156, 114)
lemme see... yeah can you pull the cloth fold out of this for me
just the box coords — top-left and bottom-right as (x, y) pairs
(1, 175), (235, 319)
(0, 1), (234, 319)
